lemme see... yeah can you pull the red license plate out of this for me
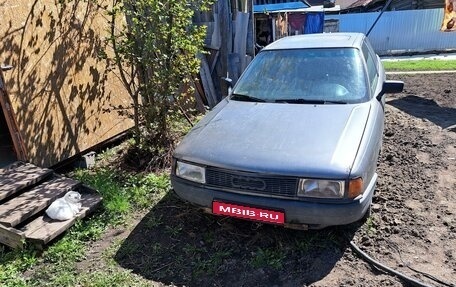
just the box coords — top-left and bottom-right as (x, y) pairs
(212, 201), (285, 224)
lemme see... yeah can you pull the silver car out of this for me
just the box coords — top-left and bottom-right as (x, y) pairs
(171, 33), (403, 229)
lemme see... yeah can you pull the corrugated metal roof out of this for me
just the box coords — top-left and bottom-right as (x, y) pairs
(336, 0), (361, 9)
(254, 0), (312, 6)
(419, 0), (444, 9)
(257, 4), (341, 12)
(338, 0), (443, 11)
(390, 0), (414, 11)
(254, 1), (311, 12)
(346, 0), (374, 8)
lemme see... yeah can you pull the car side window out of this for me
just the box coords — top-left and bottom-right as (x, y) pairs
(362, 41), (378, 96)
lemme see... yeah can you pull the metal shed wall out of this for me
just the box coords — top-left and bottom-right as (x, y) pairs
(327, 9), (456, 55)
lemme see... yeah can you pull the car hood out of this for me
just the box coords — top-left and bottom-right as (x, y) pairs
(174, 99), (371, 178)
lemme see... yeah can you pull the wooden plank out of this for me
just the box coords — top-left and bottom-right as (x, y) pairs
(0, 161), (24, 174)
(208, 49), (220, 74)
(192, 83), (206, 113)
(211, 11), (221, 49)
(23, 192), (102, 245)
(233, 11), (249, 72)
(198, 54), (218, 107)
(246, 0), (255, 58)
(215, 55), (223, 97)
(218, 0), (232, 98)
(0, 224), (25, 249)
(207, 48), (221, 98)
(0, 162), (53, 201)
(0, 176), (80, 227)
(228, 53), (241, 84)
(194, 78), (207, 105)
(239, 0), (248, 12)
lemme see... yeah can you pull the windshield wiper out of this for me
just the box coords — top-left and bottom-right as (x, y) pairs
(231, 93), (266, 102)
(275, 99), (347, 104)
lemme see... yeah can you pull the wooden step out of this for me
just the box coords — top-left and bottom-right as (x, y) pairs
(0, 161), (102, 249)
(22, 189), (102, 245)
(0, 162), (53, 200)
(0, 176), (80, 227)
(0, 225), (24, 249)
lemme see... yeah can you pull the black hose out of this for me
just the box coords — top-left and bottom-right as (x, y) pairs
(388, 241), (455, 287)
(350, 241), (434, 287)
(406, 264), (455, 287)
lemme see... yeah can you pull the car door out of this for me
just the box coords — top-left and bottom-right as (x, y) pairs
(360, 38), (384, 180)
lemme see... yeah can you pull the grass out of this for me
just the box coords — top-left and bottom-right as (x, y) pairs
(251, 247), (286, 270)
(193, 249), (231, 276)
(0, 246), (37, 287)
(0, 143), (360, 286)
(382, 59), (456, 71)
(364, 216), (377, 237)
(0, 146), (171, 287)
(72, 166), (170, 223)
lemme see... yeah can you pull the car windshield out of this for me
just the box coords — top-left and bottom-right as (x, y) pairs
(232, 48), (368, 104)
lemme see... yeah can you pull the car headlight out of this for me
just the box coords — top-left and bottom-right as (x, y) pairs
(175, 161), (206, 184)
(297, 179), (345, 198)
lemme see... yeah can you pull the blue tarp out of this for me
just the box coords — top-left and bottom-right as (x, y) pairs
(304, 12), (324, 34)
(253, 2), (310, 13)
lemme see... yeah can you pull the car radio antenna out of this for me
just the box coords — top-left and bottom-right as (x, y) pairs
(366, 0), (394, 36)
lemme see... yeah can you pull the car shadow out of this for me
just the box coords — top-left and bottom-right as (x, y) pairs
(387, 95), (456, 131)
(115, 192), (360, 287)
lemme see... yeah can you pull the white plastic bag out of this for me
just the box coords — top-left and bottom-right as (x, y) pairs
(45, 191), (82, 221)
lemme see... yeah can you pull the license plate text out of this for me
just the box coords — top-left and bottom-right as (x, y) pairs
(213, 201), (285, 224)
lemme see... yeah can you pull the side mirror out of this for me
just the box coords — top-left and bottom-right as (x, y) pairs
(376, 80), (404, 101)
(222, 76), (233, 95)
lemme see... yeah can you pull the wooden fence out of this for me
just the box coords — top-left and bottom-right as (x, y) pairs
(193, 0), (255, 109)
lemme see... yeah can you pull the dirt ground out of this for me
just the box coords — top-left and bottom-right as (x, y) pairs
(79, 73), (456, 287)
(311, 73), (456, 286)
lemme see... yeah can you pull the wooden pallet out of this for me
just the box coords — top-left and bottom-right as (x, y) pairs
(0, 162), (53, 201)
(0, 162), (102, 248)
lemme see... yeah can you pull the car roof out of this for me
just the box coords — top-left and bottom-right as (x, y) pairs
(262, 33), (365, 51)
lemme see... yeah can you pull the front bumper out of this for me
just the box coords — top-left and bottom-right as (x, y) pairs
(171, 173), (376, 229)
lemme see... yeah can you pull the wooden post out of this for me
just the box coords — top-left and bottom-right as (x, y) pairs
(234, 11), (249, 72)
(218, 0), (233, 98)
(198, 54), (218, 107)
(246, 0), (255, 58)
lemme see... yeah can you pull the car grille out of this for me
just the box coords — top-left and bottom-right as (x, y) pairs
(205, 167), (298, 197)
